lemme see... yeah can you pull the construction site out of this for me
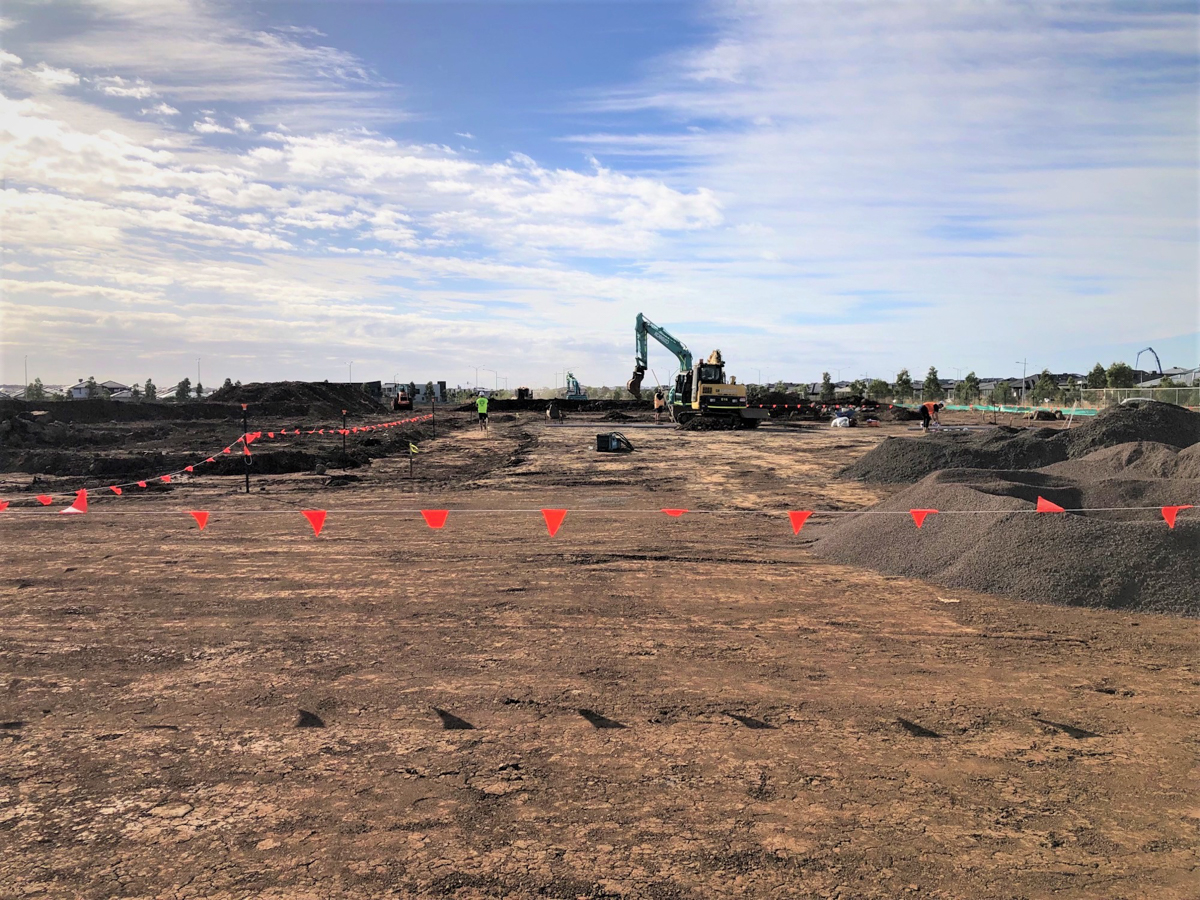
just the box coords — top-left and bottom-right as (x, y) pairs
(1, 361), (1198, 899)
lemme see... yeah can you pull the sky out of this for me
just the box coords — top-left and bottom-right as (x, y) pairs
(1, 0), (1197, 391)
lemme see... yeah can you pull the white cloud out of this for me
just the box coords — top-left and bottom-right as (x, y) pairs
(455, 131), (474, 139)
(192, 116), (233, 134)
(92, 74), (157, 98)
(31, 63), (79, 87)
(0, 50), (23, 67)
(140, 102), (179, 116)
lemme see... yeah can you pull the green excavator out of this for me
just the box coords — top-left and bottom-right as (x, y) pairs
(625, 313), (767, 427)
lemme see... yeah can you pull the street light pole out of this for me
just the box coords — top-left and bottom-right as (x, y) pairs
(197, 357), (201, 387)
(24, 355), (28, 390)
(348, 361), (353, 383)
(1016, 358), (1027, 405)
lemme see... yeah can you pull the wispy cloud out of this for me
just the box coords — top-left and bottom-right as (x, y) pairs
(0, 0), (1195, 388)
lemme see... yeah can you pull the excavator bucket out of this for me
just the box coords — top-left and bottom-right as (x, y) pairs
(626, 366), (645, 399)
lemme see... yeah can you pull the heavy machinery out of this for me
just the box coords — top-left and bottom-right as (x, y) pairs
(392, 389), (412, 411)
(514, 386), (533, 400)
(564, 371), (588, 401)
(625, 313), (768, 427)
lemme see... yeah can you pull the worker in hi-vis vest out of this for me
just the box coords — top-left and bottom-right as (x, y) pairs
(476, 393), (489, 431)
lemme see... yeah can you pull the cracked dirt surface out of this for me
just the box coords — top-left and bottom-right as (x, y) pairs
(2, 412), (1197, 898)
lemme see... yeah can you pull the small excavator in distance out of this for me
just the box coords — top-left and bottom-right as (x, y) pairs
(626, 313), (768, 427)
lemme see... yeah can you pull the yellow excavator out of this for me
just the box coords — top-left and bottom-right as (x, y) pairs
(626, 313), (767, 427)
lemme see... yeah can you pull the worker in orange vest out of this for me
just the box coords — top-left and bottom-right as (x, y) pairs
(920, 400), (944, 430)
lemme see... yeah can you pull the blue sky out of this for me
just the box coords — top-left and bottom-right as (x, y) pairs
(1, 0), (1196, 390)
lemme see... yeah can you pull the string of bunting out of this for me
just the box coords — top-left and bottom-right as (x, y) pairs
(0, 498), (1191, 533)
(1, 413), (433, 510)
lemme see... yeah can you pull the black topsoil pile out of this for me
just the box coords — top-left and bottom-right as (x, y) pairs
(815, 403), (1200, 616)
(208, 381), (383, 416)
(841, 402), (1200, 484)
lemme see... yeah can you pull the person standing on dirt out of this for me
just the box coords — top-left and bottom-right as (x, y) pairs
(653, 389), (665, 424)
(920, 400), (944, 431)
(476, 393), (489, 432)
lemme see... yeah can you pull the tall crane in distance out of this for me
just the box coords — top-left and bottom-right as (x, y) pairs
(1135, 347), (1163, 377)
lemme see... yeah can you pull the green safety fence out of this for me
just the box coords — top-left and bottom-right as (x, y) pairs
(893, 403), (1100, 416)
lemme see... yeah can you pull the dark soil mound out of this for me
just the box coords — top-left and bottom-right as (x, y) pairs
(840, 426), (1068, 483)
(678, 416), (739, 431)
(1065, 401), (1200, 457)
(1042, 442), (1182, 480)
(812, 468), (1200, 616)
(1174, 445), (1200, 480)
(602, 410), (633, 421)
(874, 406), (920, 422)
(842, 403), (1200, 484)
(209, 381), (382, 416)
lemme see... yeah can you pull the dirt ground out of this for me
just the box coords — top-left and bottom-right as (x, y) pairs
(1, 411), (1197, 899)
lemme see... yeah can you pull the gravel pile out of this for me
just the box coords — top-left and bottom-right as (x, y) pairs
(811, 461), (1200, 616)
(841, 402), (1200, 484)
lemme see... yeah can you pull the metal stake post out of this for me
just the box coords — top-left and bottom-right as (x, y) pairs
(241, 404), (250, 494)
(342, 409), (347, 455)
(431, 398), (436, 436)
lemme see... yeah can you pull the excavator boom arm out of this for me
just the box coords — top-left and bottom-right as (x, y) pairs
(628, 312), (692, 398)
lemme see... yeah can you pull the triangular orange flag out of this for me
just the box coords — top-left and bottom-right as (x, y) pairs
(420, 509), (449, 529)
(788, 511), (813, 533)
(161, 475), (171, 483)
(60, 489), (88, 515)
(268, 431), (275, 438)
(1162, 505), (1194, 529)
(223, 447), (231, 454)
(541, 509), (568, 536)
(205, 458), (215, 464)
(109, 486), (122, 495)
(662, 509), (688, 517)
(137, 481), (147, 487)
(302, 509), (327, 537)
(36, 495), (53, 505)
(0, 500), (8, 512)
(242, 444), (251, 456)
(185, 466), (194, 472)
(190, 511), (209, 531)
(1036, 496), (1065, 513)
(910, 508), (938, 528)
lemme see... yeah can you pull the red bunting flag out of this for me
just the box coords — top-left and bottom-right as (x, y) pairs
(36, 495), (53, 505)
(189, 511), (209, 531)
(910, 509), (938, 529)
(185, 466), (194, 472)
(137, 481), (147, 488)
(161, 475), (171, 483)
(0, 500), (8, 512)
(60, 489), (88, 515)
(662, 509), (688, 517)
(223, 447), (231, 454)
(268, 432), (275, 438)
(205, 458), (215, 464)
(1036, 496), (1065, 513)
(541, 508), (568, 536)
(420, 509), (449, 529)
(1162, 505), (1194, 529)
(788, 510), (813, 534)
(302, 509), (327, 537)
(242, 444), (251, 456)
(109, 486), (122, 495)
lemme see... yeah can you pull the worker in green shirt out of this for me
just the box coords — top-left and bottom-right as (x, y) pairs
(476, 393), (489, 432)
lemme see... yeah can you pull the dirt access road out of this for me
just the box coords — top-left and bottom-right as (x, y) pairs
(2, 413), (1197, 899)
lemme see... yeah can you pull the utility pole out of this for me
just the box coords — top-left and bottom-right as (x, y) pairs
(342, 409), (347, 454)
(473, 366), (481, 390)
(348, 361), (353, 383)
(24, 355), (28, 390)
(1016, 358), (1027, 405)
(197, 357), (201, 387)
